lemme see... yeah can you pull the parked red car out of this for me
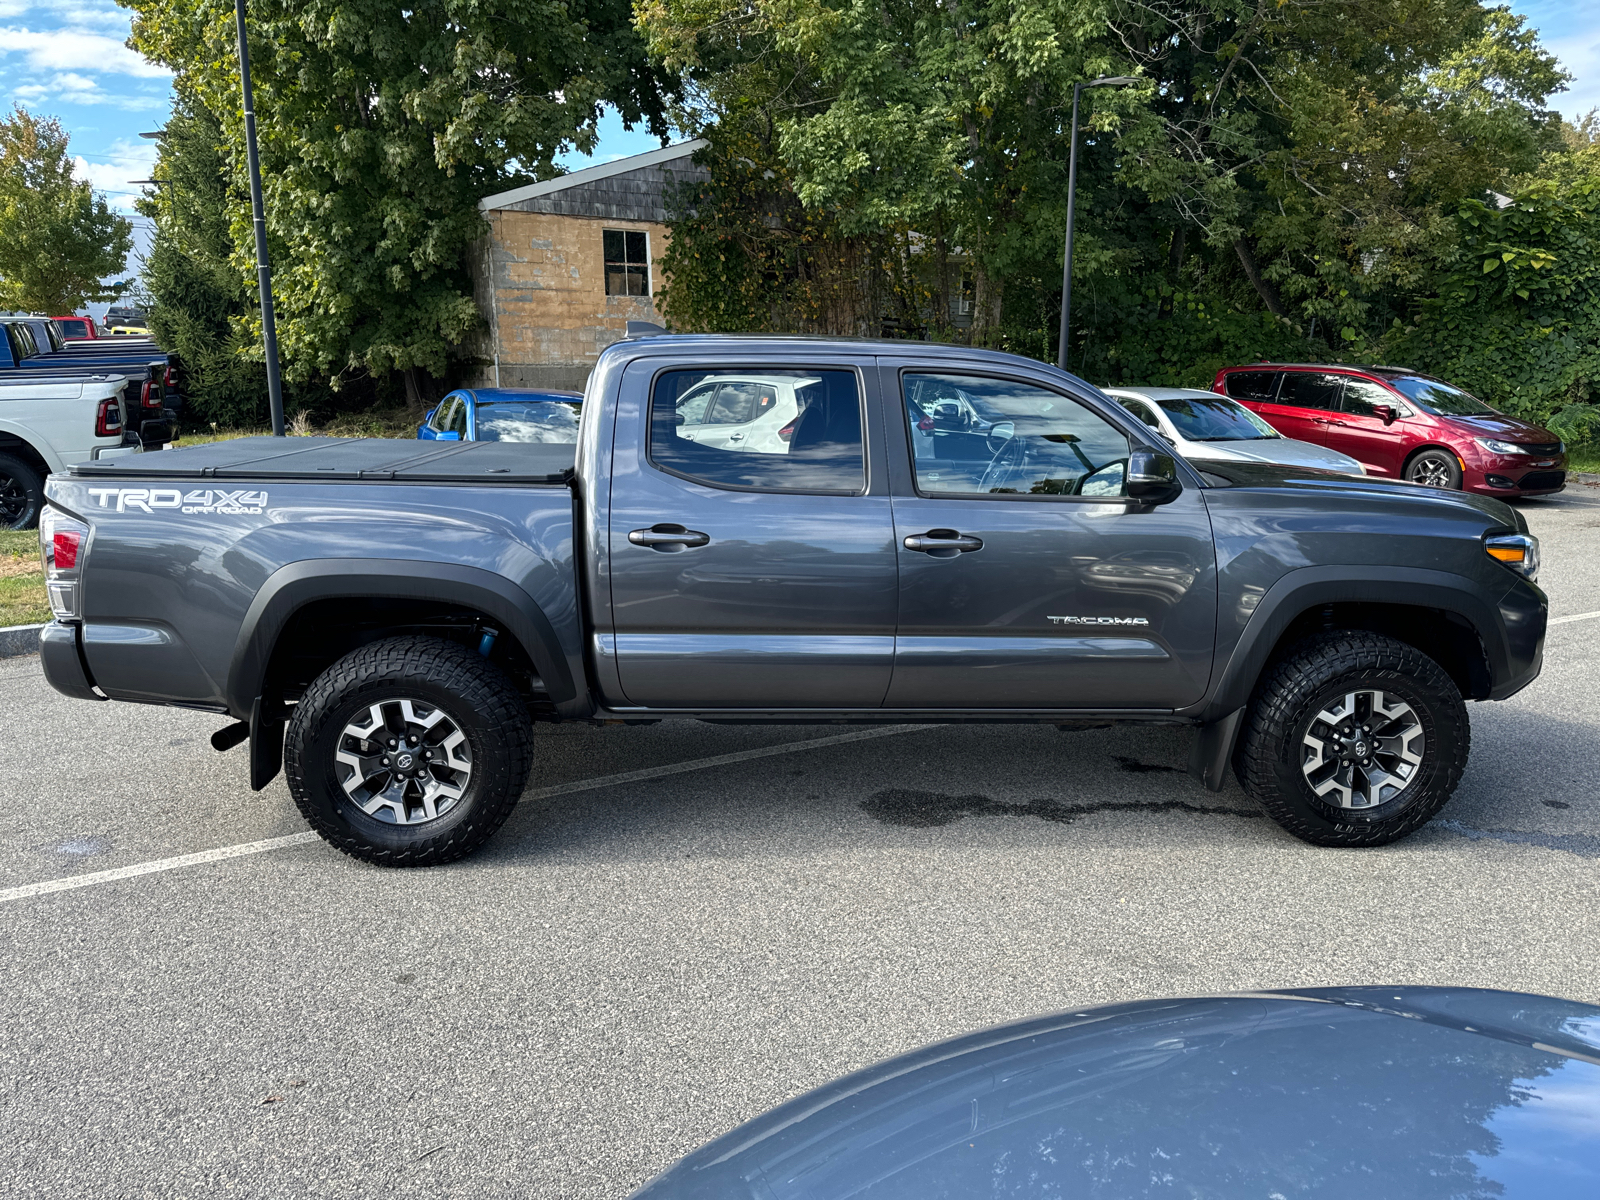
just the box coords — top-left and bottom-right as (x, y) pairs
(50, 316), (97, 341)
(1213, 363), (1566, 497)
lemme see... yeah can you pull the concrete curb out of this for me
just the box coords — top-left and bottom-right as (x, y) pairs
(0, 624), (43, 659)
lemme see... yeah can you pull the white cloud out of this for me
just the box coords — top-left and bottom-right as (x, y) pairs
(12, 71), (165, 107)
(73, 138), (159, 212)
(0, 26), (168, 78)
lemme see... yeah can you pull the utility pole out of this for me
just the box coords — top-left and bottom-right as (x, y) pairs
(235, 0), (286, 436)
(1057, 76), (1138, 374)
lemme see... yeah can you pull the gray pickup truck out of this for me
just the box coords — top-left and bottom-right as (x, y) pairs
(36, 334), (1546, 864)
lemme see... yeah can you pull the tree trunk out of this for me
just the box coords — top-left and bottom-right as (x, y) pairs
(971, 261), (1003, 346)
(1232, 237), (1287, 318)
(1167, 225), (1188, 280)
(402, 366), (430, 415)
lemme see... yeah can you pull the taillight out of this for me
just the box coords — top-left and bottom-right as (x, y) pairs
(778, 421), (797, 443)
(164, 365), (175, 389)
(39, 508), (89, 620)
(95, 398), (122, 437)
(917, 415), (934, 432)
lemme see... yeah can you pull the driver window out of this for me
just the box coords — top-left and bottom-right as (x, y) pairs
(446, 399), (469, 437)
(903, 373), (1130, 498)
(430, 397), (459, 432)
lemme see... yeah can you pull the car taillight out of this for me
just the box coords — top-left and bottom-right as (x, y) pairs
(918, 415), (934, 432)
(39, 508), (89, 620)
(778, 420), (797, 443)
(164, 365), (175, 389)
(95, 397), (122, 437)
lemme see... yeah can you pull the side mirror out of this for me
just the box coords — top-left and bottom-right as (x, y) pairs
(1127, 449), (1182, 504)
(1372, 403), (1397, 425)
(424, 407), (437, 423)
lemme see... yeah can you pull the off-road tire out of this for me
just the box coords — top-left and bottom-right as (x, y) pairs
(1236, 631), (1469, 847)
(1404, 449), (1463, 490)
(285, 636), (532, 866)
(0, 452), (44, 530)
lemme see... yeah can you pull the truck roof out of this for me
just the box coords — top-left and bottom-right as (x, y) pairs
(71, 436), (575, 484)
(609, 332), (1082, 377)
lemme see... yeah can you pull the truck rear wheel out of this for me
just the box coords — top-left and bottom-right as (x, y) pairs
(1236, 631), (1469, 847)
(284, 636), (532, 866)
(0, 452), (44, 530)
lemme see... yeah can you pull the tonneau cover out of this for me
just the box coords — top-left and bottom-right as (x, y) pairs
(70, 436), (575, 484)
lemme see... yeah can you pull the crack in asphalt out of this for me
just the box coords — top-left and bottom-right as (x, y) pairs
(861, 788), (1261, 829)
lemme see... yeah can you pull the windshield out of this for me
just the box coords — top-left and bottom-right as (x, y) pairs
(1157, 395), (1280, 441)
(474, 400), (581, 443)
(1389, 377), (1496, 416)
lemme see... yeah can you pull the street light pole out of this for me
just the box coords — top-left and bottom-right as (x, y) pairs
(234, 0), (286, 436)
(1057, 76), (1138, 374)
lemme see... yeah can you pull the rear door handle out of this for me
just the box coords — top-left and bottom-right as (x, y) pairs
(903, 529), (983, 556)
(628, 524), (711, 551)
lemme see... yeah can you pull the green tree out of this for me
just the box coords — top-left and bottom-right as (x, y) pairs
(0, 106), (133, 315)
(124, 0), (671, 408)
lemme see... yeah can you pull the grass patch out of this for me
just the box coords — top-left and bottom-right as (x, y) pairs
(0, 529), (47, 628)
(176, 406), (417, 446)
(1566, 447), (1600, 475)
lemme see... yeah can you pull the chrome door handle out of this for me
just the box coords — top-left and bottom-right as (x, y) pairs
(726, 432), (744, 441)
(628, 524), (711, 551)
(903, 530), (983, 556)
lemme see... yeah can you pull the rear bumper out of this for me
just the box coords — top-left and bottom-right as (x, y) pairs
(38, 622), (103, 701)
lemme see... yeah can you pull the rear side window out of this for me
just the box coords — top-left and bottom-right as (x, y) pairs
(1277, 372), (1344, 411)
(1223, 371), (1280, 401)
(650, 369), (865, 494)
(1115, 397), (1162, 429)
(56, 319), (90, 339)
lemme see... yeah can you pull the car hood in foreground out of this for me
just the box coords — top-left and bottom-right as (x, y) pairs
(633, 988), (1600, 1199)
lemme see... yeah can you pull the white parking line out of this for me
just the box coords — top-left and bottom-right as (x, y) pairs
(0, 725), (930, 905)
(1550, 610), (1600, 626)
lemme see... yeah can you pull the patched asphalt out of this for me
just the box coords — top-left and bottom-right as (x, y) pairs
(2, 485), (1597, 1198)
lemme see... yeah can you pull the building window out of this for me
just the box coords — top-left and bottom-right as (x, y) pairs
(604, 229), (650, 297)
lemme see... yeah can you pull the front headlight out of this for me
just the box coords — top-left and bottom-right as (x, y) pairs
(1478, 438), (1532, 455)
(1484, 533), (1539, 581)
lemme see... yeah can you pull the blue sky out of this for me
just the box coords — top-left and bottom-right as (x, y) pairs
(1, 0), (1596, 258)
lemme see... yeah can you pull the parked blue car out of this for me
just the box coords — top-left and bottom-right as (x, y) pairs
(418, 388), (582, 443)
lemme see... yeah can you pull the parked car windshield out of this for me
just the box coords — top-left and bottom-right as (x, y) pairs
(474, 400), (581, 443)
(1389, 377), (1497, 416)
(1158, 395), (1280, 441)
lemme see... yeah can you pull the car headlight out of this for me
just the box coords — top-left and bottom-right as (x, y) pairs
(1484, 533), (1539, 581)
(1478, 438), (1532, 455)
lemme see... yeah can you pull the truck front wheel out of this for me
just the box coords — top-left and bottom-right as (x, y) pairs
(284, 636), (532, 866)
(1236, 631), (1469, 847)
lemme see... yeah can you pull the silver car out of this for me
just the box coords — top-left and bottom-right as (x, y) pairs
(1105, 386), (1364, 474)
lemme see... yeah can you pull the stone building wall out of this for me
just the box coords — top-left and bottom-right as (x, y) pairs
(476, 210), (667, 391)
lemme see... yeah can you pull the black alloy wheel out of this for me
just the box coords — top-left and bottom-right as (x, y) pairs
(1236, 631), (1470, 847)
(0, 453), (44, 531)
(285, 636), (532, 866)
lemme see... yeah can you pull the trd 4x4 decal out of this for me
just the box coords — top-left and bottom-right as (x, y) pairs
(86, 487), (268, 515)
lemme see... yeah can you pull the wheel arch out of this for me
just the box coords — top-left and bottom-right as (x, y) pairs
(1400, 443), (1462, 476)
(0, 426), (59, 477)
(225, 559), (578, 721)
(1200, 567), (1503, 722)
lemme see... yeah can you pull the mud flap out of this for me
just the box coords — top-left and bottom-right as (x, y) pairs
(1187, 707), (1245, 793)
(249, 695), (285, 791)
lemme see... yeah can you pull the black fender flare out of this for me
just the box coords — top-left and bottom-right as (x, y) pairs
(1197, 565), (1505, 723)
(225, 558), (577, 718)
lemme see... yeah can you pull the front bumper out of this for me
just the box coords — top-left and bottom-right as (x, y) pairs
(1488, 575), (1547, 700)
(1467, 452), (1567, 497)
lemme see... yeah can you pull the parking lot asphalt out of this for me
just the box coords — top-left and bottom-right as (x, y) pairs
(2, 485), (1598, 1199)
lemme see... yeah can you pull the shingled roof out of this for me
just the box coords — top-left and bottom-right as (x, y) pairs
(477, 140), (710, 224)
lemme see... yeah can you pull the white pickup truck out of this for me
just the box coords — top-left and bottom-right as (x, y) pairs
(1, 374), (139, 529)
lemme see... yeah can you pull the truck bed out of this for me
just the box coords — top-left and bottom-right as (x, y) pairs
(69, 435), (575, 484)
